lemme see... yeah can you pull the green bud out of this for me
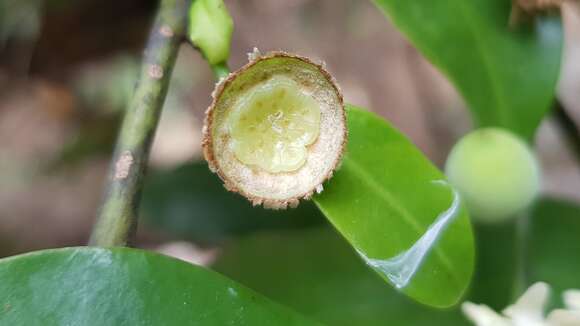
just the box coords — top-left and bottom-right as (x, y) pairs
(445, 127), (540, 223)
(188, 0), (234, 65)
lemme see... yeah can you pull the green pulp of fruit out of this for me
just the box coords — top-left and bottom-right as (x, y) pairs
(229, 75), (321, 173)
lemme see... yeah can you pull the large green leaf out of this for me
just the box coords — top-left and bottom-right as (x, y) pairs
(141, 162), (324, 244)
(528, 198), (580, 308)
(0, 247), (317, 325)
(313, 106), (474, 307)
(372, 0), (563, 139)
(213, 227), (468, 325)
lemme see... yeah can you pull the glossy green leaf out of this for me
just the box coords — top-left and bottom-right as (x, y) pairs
(372, 0), (563, 139)
(188, 0), (233, 65)
(214, 227), (468, 325)
(141, 162), (324, 244)
(528, 198), (580, 308)
(314, 106), (474, 307)
(0, 247), (317, 325)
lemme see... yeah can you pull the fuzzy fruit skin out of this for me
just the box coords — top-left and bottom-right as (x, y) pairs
(202, 51), (346, 209)
(445, 127), (540, 223)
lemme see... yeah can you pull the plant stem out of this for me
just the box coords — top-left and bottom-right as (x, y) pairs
(512, 212), (530, 299)
(553, 100), (580, 166)
(211, 62), (230, 80)
(89, 0), (189, 247)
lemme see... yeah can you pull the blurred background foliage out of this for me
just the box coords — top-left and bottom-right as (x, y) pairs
(1, 0), (580, 324)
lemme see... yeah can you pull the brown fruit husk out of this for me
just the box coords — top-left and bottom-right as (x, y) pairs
(510, 0), (567, 26)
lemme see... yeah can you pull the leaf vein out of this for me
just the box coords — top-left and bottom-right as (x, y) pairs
(342, 156), (456, 279)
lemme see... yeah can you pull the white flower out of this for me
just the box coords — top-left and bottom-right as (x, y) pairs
(462, 282), (580, 326)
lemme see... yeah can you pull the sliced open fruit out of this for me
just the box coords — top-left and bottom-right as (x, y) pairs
(203, 51), (346, 209)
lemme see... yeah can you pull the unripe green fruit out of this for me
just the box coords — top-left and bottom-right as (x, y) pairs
(445, 128), (540, 223)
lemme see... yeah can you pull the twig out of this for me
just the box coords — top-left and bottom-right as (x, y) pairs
(553, 100), (580, 165)
(512, 212), (530, 299)
(89, 0), (189, 247)
(211, 62), (230, 80)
